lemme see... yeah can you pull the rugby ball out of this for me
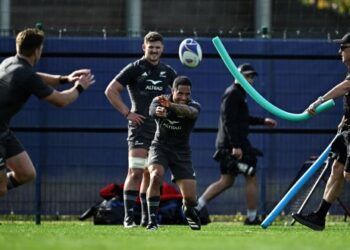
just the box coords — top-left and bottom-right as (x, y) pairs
(178, 38), (202, 68)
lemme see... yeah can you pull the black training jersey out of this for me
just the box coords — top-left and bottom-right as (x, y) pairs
(215, 84), (265, 150)
(114, 57), (177, 118)
(343, 72), (350, 119)
(0, 56), (54, 131)
(149, 95), (201, 149)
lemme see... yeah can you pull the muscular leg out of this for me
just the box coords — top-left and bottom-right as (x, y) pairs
(245, 175), (259, 223)
(146, 164), (164, 229)
(6, 151), (36, 191)
(176, 179), (198, 206)
(177, 179), (201, 230)
(123, 148), (148, 227)
(245, 175), (258, 209)
(139, 168), (150, 226)
(147, 164), (164, 198)
(323, 160), (344, 203)
(140, 168), (150, 194)
(293, 160), (344, 230)
(312, 135), (346, 220)
(124, 148), (148, 190)
(198, 174), (235, 209)
(314, 160), (344, 219)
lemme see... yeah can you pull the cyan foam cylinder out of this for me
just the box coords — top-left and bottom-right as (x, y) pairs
(260, 134), (337, 229)
(212, 36), (335, 122)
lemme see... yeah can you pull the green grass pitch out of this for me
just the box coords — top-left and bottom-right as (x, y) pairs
(0, 221), (349, 250)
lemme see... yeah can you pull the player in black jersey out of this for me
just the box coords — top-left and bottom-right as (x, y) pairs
(196, 64), (277, 225)
(293, 33), (350, 231)
(105, 31), (177, 228)
(146, 76), (201, 230)
(0, 28), (95, 199)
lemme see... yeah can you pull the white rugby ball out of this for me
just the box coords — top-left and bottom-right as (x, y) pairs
(178, 38), (202, 68)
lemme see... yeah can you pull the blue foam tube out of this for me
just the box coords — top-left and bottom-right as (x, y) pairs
(260, 135), (338, 229)
(212, 36), (335, 122)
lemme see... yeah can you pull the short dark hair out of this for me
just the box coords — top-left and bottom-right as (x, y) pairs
(16, 28), (44, 57)
(173, 76), (192, 89)
(144, 31), (163, 43)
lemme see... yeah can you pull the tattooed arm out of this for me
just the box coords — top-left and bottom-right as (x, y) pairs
(158, 95), (199, 119)
(168, 102), (199, 119)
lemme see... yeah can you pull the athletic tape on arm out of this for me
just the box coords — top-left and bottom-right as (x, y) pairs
(212, 37), (335, 122)
(260, 134), (338, 229)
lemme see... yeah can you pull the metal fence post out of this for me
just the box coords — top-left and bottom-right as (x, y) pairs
(35, 163), (41, 225)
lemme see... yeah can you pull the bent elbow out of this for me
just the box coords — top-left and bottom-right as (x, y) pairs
(104, 86), (110, 97)
(105, 84), (115, 98)
(53, 95), (70, 107)
(45, 90), (72, 108)
(190, 110), (199, 120)
(54, 100), (67, 108)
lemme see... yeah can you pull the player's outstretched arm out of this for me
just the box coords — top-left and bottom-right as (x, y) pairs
(307, 79), (350, 115)
(37, 69), (91, 87)
(44, 73), (95, 107)
(158, 95), (199, 119)
(168, 102), (199, 119)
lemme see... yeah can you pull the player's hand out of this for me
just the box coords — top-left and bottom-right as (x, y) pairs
(264, 118), (277, 128)
(307, 97), (323, 115)
(68, 69), (91, 83)
(155, 106), (167, 118)
(127, 112), (145, 126)
(307, 103), (317, 115)
(74, 73), (95, 90)
(231, 147), (243, 160)
(158, 95), (170, 108)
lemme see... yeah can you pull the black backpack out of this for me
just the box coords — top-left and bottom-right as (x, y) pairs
(93, 198), (124, 225)
(79, 197), (124, 225)
(79, 181), (210, 225)
(80, 197), (210, 225)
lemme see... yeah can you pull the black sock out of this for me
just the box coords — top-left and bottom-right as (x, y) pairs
(183, 204), (198, 214)
(140, 193), (148, 222)
(183, 200), (198, 210)
(147, 196), (160, 225)
(7, 173), (21, 190)
(315, 199), (332, 219)
(123, 190), (138, 219)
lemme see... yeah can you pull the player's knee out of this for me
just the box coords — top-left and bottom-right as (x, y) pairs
(331, 161), (344, 179)
(219, 177), (234, 189)
(127, 169), (143, 183)
(15, 168), (36, 184)
(149, 169), (163, 186)
(151, 171), (163, 183)
(222, 181), (233, 189)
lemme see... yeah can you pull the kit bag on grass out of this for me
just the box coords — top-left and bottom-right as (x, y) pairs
(79, 181), (210, 225)
(93, 197), (124, 225)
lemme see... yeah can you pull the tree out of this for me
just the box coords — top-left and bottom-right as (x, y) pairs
(300, 0), (350, 15)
